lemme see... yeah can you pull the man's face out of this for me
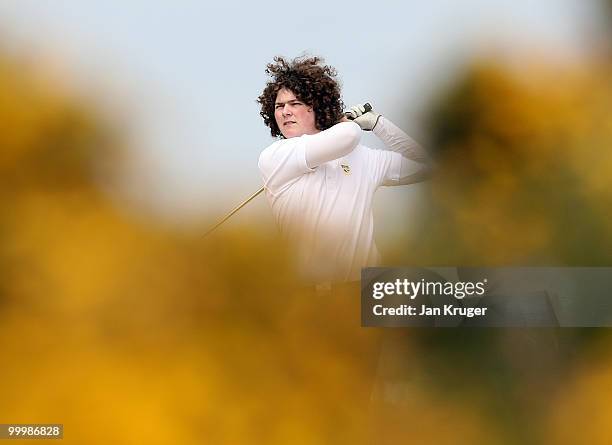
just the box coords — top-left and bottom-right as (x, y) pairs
(274, 88), (318, 138)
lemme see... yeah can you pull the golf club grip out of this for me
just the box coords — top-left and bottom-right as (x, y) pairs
(345, 102), (372, 119)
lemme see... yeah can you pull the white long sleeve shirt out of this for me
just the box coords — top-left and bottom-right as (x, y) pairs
(258, 117), (431, 283)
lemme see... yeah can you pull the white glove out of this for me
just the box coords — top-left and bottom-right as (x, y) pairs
(347, 103), (381, 131)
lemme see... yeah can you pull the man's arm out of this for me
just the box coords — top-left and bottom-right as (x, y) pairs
(349, 104), (434, 185)
(373, 117), (428, 163)
(373, 116), (434, 185)
(304, 120), (362, 168)
(258, 119), (361, 197)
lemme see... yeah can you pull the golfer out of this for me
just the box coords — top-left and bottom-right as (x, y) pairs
(258, 56), (432, 284)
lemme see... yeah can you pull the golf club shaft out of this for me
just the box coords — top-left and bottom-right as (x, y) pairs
(203, 186), (264, 237)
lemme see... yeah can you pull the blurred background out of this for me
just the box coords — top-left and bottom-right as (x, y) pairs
(1, 1), (612, 443)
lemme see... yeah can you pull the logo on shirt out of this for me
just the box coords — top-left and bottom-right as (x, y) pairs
(340, 164), (351, 175)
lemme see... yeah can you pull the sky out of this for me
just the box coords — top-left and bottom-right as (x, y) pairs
(0, 1), (600, 238)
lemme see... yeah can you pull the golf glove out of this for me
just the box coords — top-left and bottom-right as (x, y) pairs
(347, 103), (381, 131)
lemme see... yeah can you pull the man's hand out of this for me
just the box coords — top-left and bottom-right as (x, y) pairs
(346, 103), (381, 131)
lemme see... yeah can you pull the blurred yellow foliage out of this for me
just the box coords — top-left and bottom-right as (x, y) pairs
(409, 60), (612, 265)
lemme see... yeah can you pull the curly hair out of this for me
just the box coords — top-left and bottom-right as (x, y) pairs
(257, 55), (344, 138)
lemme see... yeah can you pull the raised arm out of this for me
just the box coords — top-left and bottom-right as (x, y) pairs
(348, 103), (434, 185)
(304, 120), (362, 168)
(258, 119), (362, 196)
(373, 117), (429, 163)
